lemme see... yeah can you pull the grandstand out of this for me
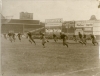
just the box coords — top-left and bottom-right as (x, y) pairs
(1, 19), (45, 34)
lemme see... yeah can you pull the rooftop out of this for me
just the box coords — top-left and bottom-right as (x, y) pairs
(1, 19), (40, 24)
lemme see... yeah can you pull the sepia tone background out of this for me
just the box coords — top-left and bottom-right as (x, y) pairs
(1, 0), (100, 76)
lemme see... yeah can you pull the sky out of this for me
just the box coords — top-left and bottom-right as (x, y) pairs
(1, 0), (100, 22)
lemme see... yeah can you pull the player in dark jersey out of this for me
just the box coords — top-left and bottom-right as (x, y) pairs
(60, 32), (68, 47)
(63, 33), (68, 47)
(41, 33), (47, 48)
(90, 34), (98, 46)
(12, 33), (16, 42)
(83, 34), (87, 43)
(78, 32), (86, 45)
(78, 32), (82, 40)
(17, 32), (22, 42)
(27, 32), (36, 45)
(78, 32), (83, 44)
(8, 32), (13, 42)
(53, 33), (58, 42)
(60, 32), (64, 39)
(73, 35), (77, 42)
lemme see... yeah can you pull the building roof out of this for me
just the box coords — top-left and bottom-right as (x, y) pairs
(90, 15), (97, 20)
(1, 19), (40, 24)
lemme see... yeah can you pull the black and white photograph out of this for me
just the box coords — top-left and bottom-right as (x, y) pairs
(1, 0), (100, 76)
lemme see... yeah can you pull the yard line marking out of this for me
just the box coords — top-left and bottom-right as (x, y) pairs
(92, 72), (100, 76)
(68, 67), (100, 74)
(54, 67), (100, 76)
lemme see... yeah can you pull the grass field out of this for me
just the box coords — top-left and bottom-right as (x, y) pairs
(1, 37), (100, 76)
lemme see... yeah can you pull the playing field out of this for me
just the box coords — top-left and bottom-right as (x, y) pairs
(1, 38), (100, 76)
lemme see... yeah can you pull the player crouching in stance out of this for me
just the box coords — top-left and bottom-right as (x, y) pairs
(27, 32), (36, 45)
(90, 34), (98, 46)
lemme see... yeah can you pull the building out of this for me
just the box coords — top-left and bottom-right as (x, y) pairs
(75, 15), (100, 39)
(62, 21), (75, 35)
(62, 15), (100, 39)
(75, 20), (93, 35)
(75, 15), (100, 35)
(45, 18), (63, 36)
(1, 12), (45, 35)
(1, 19), (45, 34)
(20, 12), (33, 20)
(92, 20), (100, 39)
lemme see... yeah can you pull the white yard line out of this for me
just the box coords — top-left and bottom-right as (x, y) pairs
(54, 67), (100, 76)
(93, 72), (100, 76)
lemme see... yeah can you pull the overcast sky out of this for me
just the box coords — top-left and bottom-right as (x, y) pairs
(1, 0), (100, 22)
